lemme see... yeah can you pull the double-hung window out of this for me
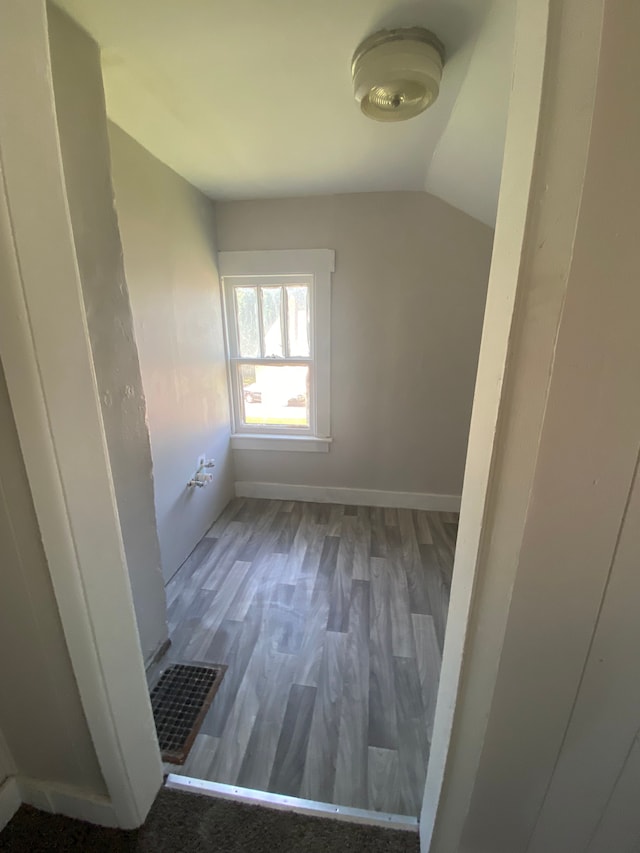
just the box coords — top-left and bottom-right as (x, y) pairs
(219, 249), (334, 452)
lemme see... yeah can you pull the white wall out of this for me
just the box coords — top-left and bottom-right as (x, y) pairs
(216, 192), (494, 501)
(527, 459), (640, 852)
(424, 1), (640, 850)
(0, 359), (106, 797)
(48, 6), (168, 664)
(461, 3), (640, 849)
(108, 124), (234, 583)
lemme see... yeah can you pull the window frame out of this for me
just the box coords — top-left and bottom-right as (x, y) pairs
(219, 249), (334, 451)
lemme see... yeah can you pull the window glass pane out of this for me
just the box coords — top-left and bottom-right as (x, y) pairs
(234, 287), (259, 357)
(286, 285), (310, 357)
(260, 287), (283, 358)
(240, 363), (309, 428)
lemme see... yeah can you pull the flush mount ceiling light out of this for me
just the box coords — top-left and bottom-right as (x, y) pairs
(351, 27), (445, 122)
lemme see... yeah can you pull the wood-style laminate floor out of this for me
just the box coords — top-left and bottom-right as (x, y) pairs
(154, 498), (457, 817)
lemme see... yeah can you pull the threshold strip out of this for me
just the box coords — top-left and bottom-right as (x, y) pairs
(164, 774), (419, 833)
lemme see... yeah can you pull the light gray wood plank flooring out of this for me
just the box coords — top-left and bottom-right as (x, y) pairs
(154, 498), (456, 817)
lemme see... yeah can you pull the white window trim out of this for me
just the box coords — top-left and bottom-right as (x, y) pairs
(219, 249), (334, 450)
(230, 434), (332, 452)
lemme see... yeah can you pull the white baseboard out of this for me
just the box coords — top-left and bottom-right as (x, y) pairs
(0, 777), (21, 833)
(235, 481), (461, 513)
(17, 776), (118, 827)
(144, 636), (172, 671)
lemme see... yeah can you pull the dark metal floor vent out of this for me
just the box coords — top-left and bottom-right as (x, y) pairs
(150, 662), (226, 764)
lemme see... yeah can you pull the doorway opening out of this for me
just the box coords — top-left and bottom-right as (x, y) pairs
(59, 0), (512, 827)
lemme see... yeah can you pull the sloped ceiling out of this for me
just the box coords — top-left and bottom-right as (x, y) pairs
(54, 0), (515, 226)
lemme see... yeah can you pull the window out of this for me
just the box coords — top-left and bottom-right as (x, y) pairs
(219, 249), (334, 452)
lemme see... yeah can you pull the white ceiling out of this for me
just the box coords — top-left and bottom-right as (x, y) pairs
(54, 0), (515, 226)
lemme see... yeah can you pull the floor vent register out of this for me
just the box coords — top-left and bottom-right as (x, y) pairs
(150, 662), (226, 764)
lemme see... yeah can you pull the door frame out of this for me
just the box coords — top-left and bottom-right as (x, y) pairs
(419, 0), (552, 845)
(0, 1), (162, 829)
(422, 0), (612, 849)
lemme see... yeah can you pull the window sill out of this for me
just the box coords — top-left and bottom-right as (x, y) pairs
(231, 434), (332, 453)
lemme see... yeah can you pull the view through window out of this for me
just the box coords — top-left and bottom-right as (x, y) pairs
(230, 279), (312, 430)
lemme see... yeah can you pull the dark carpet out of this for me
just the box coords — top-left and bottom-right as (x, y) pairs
(0, 787), (420, 852)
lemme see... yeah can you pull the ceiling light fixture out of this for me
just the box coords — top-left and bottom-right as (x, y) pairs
(351, 27), (445, 122)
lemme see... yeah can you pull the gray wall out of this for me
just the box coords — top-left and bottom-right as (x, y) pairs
(108, 124), (234, 583)
(216, 192), (494, 498)
(48, 6), (168, 663)
(0, 360), (106, 794)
